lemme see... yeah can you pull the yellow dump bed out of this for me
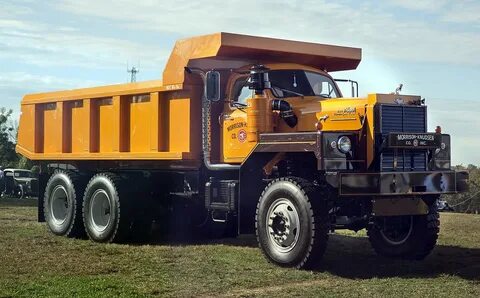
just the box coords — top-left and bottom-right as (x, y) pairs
(16, 80), (199, 160)
(16, 32), (361, 161)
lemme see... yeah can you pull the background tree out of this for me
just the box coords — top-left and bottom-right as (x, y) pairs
(0, 107), (32, 169)
(443, 165), (480, 214)
(0, 108), (19, 167)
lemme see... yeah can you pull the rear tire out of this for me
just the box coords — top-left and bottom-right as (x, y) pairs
(82, 173), (131, 243)
(43, 170), (85, 237)
(367, 201), (439, 260)
(255, 177), (330, 269)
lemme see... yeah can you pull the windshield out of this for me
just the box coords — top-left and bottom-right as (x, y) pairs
(14, 171), (32, 178)
(269, 70), (339, 98)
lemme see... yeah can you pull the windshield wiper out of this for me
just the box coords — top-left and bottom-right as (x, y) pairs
(272, 85), (304, 97)
(232, 101), (247, 108)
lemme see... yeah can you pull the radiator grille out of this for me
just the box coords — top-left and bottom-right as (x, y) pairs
(376, 105), (427, 171)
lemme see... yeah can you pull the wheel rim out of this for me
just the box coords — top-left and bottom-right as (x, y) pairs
(266, 198), (300, 253)
(89, 189), (112, 233)
(379, 216), (414, 245)
(50, 185), (69, 225)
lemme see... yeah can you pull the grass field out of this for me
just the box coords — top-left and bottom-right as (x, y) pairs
(0, 199), (479, 297)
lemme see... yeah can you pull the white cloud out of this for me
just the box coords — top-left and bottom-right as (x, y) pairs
(0, 72), (101, 90)
(52, 0), (480, 66)
(0, 72), (104, 113)
(428, 98), (480, 165)
(388, 0), (449, 12)
(0, 15), (169, 70)
(442, 1), (480, 25)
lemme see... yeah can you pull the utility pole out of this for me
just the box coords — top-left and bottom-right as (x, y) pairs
(127, 65), (139, 82)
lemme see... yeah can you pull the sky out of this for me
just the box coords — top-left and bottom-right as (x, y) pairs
(1, 0), (479, 165)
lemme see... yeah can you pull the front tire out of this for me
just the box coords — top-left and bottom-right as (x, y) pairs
(367, 201), (439, 260)
(82, 173), (131, 243)
(255, 177), (329, 269)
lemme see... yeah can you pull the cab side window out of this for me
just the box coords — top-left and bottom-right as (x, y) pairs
(231, 77), (252, 106)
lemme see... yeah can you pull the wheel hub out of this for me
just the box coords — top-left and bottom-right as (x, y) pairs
(50, 185), (69, 225)
(379, 216), (414, 245)
(90, 189), (112, 233)
(266, 198), (300, 252)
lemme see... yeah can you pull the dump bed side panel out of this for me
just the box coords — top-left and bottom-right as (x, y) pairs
(16, 84), (201, 162)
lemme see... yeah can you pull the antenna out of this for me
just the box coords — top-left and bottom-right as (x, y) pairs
(127, 63), (140, 82)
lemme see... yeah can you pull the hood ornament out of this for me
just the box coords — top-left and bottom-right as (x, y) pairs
(394, 83), (403, 95)
(392, 83), (404, 104)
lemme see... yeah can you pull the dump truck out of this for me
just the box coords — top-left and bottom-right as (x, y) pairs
(16, 32), (468, 269)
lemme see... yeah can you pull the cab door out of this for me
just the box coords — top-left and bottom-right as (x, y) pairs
(222, 79), (256, 163)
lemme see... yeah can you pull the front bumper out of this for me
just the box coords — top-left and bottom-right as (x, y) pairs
(339, 170), (468, 196)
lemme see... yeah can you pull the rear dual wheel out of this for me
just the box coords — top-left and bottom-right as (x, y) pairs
(43, 170), (85, 237)
(82, 173), (132, 243)
(44, 171), (151, 243)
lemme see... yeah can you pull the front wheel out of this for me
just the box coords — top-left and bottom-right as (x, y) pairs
(255, 177), (329, 269)
(367, 202), (439, 260)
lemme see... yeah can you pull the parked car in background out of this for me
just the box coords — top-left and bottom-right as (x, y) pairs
(1, 169), (38, 199)
(437, 199), (455, 212)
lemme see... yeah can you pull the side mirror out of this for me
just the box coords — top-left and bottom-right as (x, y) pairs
(205, 71), (221, 101)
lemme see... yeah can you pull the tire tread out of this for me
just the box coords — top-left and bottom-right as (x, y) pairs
(255, 176), (330, 269)
(44, 169), (86, 237)
(82, 172), (131, 243)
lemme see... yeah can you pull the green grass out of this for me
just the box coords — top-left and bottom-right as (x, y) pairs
(1, 200), (479, 297)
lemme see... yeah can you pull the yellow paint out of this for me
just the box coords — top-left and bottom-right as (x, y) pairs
(222, 109), (256, 163)
(149, 92), (160, 151)
(15, 145), (185, 160)
(21, 80), (175, 104)
(17, 105), (36, 153)
(71, 99), (90, 153)
(98, 98), (116, 153)
(168, 98), (190, 153)
(130, 96), (152, 153)
(246, 93), (273, 142)
(43, 102), (63, 153)
(222, 91), (380, 166)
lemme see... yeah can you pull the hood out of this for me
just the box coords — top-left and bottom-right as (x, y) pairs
(280, 96), (368, 132)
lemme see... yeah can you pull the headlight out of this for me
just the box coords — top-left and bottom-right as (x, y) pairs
(337, 136), (352, 153)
